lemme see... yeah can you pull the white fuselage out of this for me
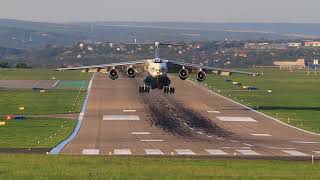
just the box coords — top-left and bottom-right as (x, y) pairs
(147, 59), (168, 78)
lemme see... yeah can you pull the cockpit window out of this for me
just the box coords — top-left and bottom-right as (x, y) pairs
(153, 59), (163, 63)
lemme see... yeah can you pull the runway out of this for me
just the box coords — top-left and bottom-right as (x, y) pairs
(61, 73), (320, 158)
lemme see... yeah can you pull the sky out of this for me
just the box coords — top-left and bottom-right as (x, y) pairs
(0, 0), (319, 23)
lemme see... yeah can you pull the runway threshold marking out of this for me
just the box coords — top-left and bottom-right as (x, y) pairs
(251, 134), (272, 137)
(141, 140), (164, 142)
(205, 149), (228, 155)
(236, 150), (260, 156)
(282, 150), (309, 156)
(82, 149), (100, 155)
(114, 149), (132, 155)
(175, 149), (196, 155)
(145, 149), (164, 155)
(103, 115), (140, 121)
(132, 132), (151, 135)
(291, 141), (320, 144)
(216, 117), (257, 122)
(266, 147), (296, 150)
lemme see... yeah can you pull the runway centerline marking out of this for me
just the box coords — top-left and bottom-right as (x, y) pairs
(131, 132), (151, 135)
(205, 149), (228, 155)
(236, 150), (260, 156)
(216, 117), (257, 122)
(103, 115), (140, 121)
(282, 150), (309, 156)
(242, 143), (254, 147)
(141, 140), (164, 142)
(251, 134), (272, 137)
(175, 149), (196, 155)
(207, 110), (220, 114)
(230, 140), (239, 143)
(82, 149), (100, 155)
(145, 149), (164, 155)
(123, 110), (137, 113)
(114, 149), (132, 155)
(291, 141), (320, 144)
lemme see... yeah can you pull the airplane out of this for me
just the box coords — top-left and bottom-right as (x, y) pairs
(56, 42), (258, 94)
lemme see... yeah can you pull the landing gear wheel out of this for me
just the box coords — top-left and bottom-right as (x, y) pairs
(164, 86), (175, 94)
(169, 87), (175, 94)
(164, 86), (169, 94)
(139, 86), (150, 94)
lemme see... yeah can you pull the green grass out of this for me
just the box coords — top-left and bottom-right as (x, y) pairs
(0, 155), (319, 179)
(0, 90), (86, 115)
(0, 68), (92, 80)
(56, 80), (88, 89)
(0, 118), (76, 148)
(195, 68), (320, 133)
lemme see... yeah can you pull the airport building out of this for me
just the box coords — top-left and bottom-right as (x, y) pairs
(287, 43), (302, 48)
(245, 43), (287, 50)
(273, 59), (306, 69)
(304, 41), (320, 47)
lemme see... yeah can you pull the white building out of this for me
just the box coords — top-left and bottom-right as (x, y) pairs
(287, 43), (302, 47)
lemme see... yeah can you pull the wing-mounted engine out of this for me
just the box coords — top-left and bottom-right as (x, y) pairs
(179, 66), (189, 80)
(109, 68), (119, 80)
(127, 66), (136, 78)
(196, 69), (206, 82)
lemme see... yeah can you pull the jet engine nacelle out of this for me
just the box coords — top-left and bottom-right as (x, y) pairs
(109, 68), (119, 80)
(127, 67), (136, 78)
(179, 68), (189, 80)
(196, 70), (206, 82)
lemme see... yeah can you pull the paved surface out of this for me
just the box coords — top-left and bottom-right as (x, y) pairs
(0, 80), (58, 89)
(61, 73), (320, 158)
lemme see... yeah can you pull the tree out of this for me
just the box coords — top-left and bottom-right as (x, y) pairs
(15, 63), (31, 69)
(0, 62), (11, 68)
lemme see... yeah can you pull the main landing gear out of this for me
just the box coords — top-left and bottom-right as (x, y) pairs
(164, 86), (175, 94)
(139, 86), (150, 93)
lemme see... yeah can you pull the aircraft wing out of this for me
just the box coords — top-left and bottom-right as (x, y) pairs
(165, 59), (259, 76)
(55, 60), (148, 71)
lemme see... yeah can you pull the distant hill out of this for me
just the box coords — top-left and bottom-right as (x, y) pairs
(0, 19), (320, 49)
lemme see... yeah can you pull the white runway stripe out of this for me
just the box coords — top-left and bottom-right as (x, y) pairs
(207, 110), (220, 114)
(251, 134), (272, 137)
(236, 150), (260, 156)
(114, 149), (132, 155)
(123, 110), (137, 113)
(242, 143), (254, 147)
(291, 141), (320, 144)
(145, 149), (164, 155)
(216, 117), (257, 122)
(141, 140), (164, 142)
(205, 149), (228, 155)
(175, 149), (195, 155)
(282, 150), (309, 156)
(103, 115), (140, 121)
(267, 147), (296, 150)
(131, 132), (150, 135)
(82, 149), (100, 155)
(313, 151), (320, 155)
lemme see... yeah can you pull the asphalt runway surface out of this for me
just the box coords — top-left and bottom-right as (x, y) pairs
(61, 73), (320, 158)
(0, 80), (59, 89)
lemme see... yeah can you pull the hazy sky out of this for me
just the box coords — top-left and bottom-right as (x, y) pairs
(0, 0), (319, 23)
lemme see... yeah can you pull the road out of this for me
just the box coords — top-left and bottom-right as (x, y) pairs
(61, 72), (320, 158)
